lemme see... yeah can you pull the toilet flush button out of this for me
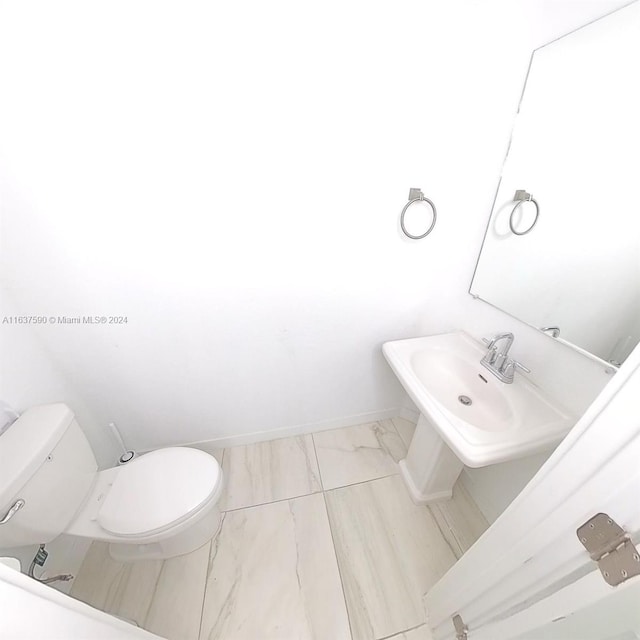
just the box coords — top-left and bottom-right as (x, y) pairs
(118, 451), (136, 465)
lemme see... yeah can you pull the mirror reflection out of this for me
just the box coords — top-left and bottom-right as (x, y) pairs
(470, 4), (640, 365)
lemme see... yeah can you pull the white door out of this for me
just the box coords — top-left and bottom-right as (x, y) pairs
(0, 561), (164, 639)
(424, 343), (640, 640)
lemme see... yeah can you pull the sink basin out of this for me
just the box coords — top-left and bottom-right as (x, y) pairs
(383, 331), (575, 468)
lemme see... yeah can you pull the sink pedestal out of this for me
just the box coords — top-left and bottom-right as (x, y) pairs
(399, 414), (464, 505)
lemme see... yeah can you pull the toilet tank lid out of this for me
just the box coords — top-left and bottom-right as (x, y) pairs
(0, 403), (75, 511)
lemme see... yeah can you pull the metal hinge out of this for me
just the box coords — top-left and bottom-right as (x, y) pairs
(452, 614), (468, 639)
(577, 513), (640, 586)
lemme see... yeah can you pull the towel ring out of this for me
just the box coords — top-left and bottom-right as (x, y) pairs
(400, 188), (437, 240)
(509, 190), (539, 236)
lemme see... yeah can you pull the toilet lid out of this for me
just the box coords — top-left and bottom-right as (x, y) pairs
(97, 447), (221, 536)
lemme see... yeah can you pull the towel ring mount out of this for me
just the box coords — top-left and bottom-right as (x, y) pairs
(400, 188), (437, 240)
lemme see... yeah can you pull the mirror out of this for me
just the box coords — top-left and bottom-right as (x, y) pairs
(470, 3), (640, 366)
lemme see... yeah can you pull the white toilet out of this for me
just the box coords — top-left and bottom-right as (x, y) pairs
(0, 403), (224, 561)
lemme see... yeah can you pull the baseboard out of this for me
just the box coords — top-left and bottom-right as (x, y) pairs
(148, 407), (407, 453)
(398, 406), (419, 424)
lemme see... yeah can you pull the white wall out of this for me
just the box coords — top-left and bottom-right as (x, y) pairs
(0, 0), (629, 478)
(0, 291), (102, 590)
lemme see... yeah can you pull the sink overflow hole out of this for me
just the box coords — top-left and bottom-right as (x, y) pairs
(458, 395), (473, 406)
(478, 374), (488, 383)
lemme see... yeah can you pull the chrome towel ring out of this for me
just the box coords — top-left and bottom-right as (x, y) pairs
(509, 189), (539, 236)
(400, 188), (437, 239)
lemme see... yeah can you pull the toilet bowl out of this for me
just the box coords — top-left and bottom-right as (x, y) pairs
(0, 404), (224, 561)
(66, 446), (224, 561)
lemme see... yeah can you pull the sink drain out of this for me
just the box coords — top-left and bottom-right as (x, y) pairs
(458, 395), (472, 406)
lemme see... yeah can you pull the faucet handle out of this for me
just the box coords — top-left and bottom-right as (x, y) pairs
(504, 358), (531, 377)
(513, 360), (531, 374)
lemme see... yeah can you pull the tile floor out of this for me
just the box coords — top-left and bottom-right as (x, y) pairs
(70, 417), (488, 640)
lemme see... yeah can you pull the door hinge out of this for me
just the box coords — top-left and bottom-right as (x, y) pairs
(577, 512), (640, 586)
(452, 614), (468, 639)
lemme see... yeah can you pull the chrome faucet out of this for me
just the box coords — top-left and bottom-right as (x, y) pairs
(481, 332), (530, 383)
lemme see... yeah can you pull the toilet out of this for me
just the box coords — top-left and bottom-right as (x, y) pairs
(0, 403), (224, 561)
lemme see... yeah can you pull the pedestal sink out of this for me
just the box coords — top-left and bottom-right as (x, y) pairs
(383, 331), (575, 504)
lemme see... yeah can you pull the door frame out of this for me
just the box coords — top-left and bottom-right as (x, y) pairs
(424, 343), (640, 639)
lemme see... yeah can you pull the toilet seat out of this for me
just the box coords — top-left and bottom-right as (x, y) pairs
(97, 447), (221, 537)
(4, 402), (225, 561)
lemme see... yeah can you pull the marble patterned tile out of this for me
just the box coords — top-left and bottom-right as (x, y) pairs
(325, 474), (456, 640)
(387, 625), (434, 640)
(72, 540), (211, 637)
(71, 541), (163, 627)
(428, 481), (489, 559)
(388, 416), (417, 449)
(199, 493), (351, 640)
(144, 541), (210, 640)
(219, 434), (322, 511)
(313, 421), (407, 490)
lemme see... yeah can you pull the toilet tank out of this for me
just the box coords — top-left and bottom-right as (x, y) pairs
(0, 403), (98, 548)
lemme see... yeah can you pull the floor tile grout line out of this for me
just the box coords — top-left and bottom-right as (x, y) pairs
(375, 417), (409, 463)
(217, 424), (403, 512)
(315, 430), (431, 640)
(310, 431), (326, 492)
(196, 538), (215, 640)
(220, 488), (326, 513)
(321, 460), (448, 640)
(377, 621), (429, 640)
(387, 417), (409, 452)
(217, 434), (323, 512)
(313, 427), (356, 639)
(141, 558), (167, 631)
(426, 505), (462, 561)
(304, 431), (324, 494)
(219, 471), (404, 515)
(440, 505), (468, 556)
(324, 470), (403, 494)
(217, 469), (402, 637)
(320, 488), (355, 640)
(389, 416), (415, 451)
